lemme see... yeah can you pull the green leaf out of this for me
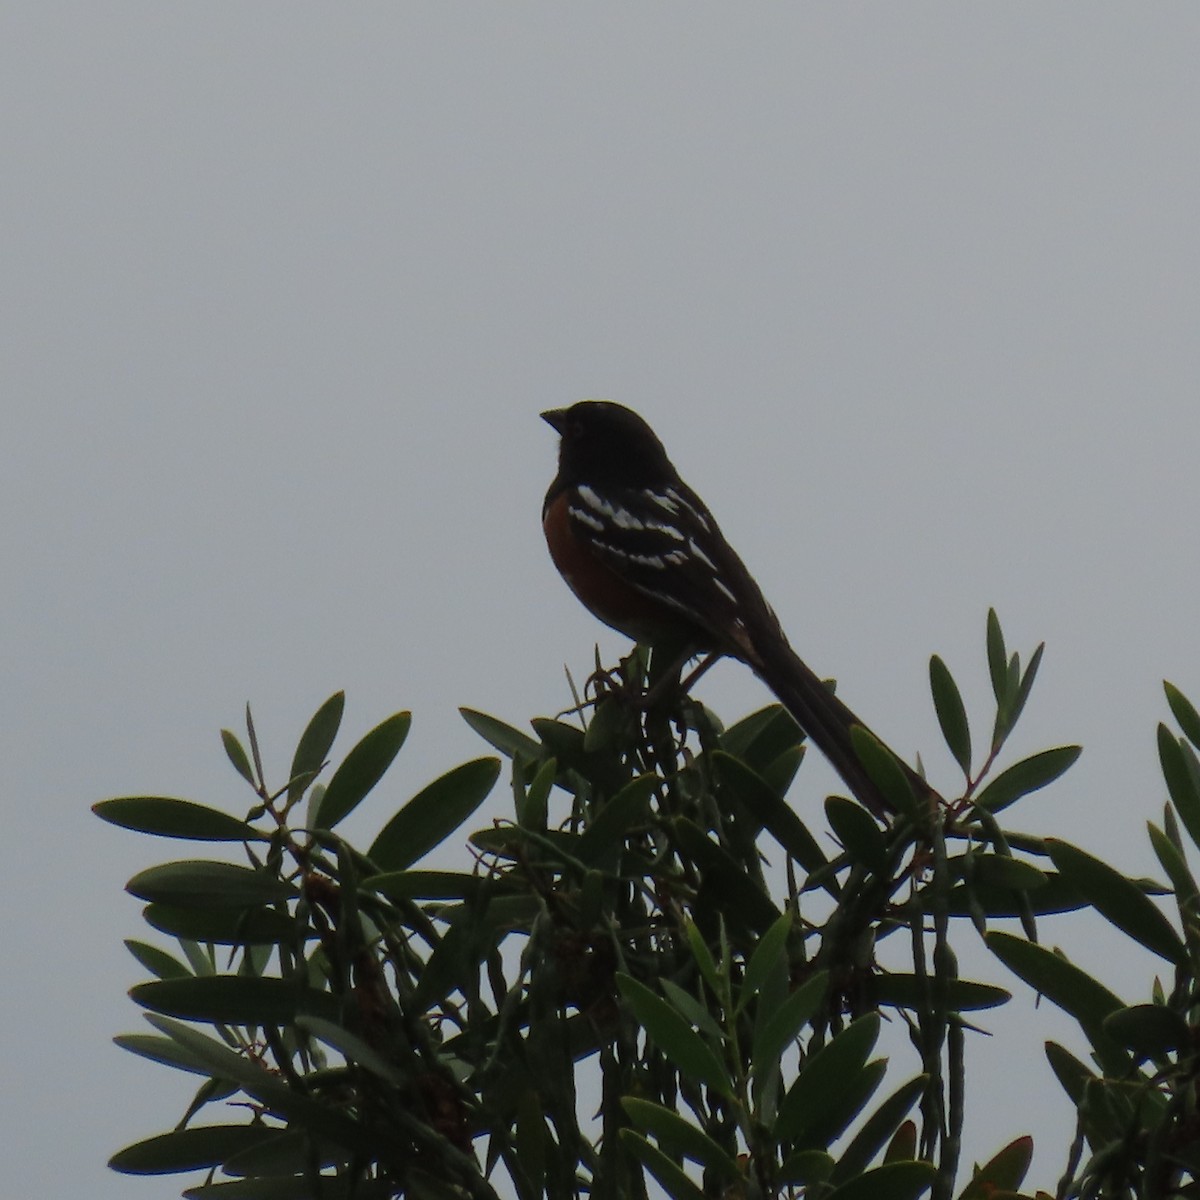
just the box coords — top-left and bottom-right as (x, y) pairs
(660, 979), (724, 1043)
(779, 1149), (836, 1186)
(929, 655), (971, 775)
(287, 691), (345, 805)
(221, 729), (257, 787)
(850, 727), (917, 818)
(459, 706), (543, 762)
(576, 774), (658, 869)
(738, 911), (795, 1010)
(361, 870), (489, 901)
(1006, 641), (1044, 735)
(1164, 681), (1200, 750)
(1157, 725), (1200, 850)
(785, 1058), (888, 1152)
(987, 932), (1127, 1071)
(986, 609), (1009, 706)
(110, 1125), (280, 1175)
(367, 757), (499, 871)
(974, 746), (1081, 814)
(144, 1017), (381, 1158)
(1044, 1041), (1095, 1105)
(131, 976), (342, 1025)
(1147, 821), (1199, 913)
(517, 756), (556, 831)
(751, 972), (830, 1086)
(825, 1160), (937, 1200)
(143, 903), (295, 945)
(829, 1075), (927, 1185)
(313, 711), (411, 831)
(621, 1098), (741, 1181)
(616, 973), (733, 1100)
(871, 975), (1009, 1012)
(712, 751), (831, 884)
(125, 939), (191, 980)
(774, 1014), (880, 1143)
(221, 1131), (347, 1178)
(967, 854), (1049, 891)
(684, 919), (724, 999)
(957, 1135), (1033, 1197)
(826, 795), (887, 872)
(671, 817), (781, 934)
(1103, 1004), (1190, 1059)
(939, 873), (1085, 919)
(721, 705), (805, 774)
(114, 1032), (214, 1077)
(127, 861), (296, 908)
(94, 797), (260, 842)
(1046, 839), (1184, 964)
(618, 1130), (707, 1200)
(294, 1015), (405, 1084)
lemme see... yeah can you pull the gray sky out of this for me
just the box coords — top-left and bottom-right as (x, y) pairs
(4, 6), (1199, 1196)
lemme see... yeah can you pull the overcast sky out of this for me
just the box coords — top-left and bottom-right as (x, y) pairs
(4, 6), (1199, 1197)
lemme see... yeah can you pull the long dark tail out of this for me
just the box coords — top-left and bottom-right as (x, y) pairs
(750, 637), (931, 819)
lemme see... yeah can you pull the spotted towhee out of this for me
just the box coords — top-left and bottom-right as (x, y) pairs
(542, 400), (932, 819)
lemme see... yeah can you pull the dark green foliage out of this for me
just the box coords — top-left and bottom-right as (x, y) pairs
(96, 614), (1200, 1198)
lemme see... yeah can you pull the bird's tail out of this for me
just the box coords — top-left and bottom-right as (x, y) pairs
(750, 637), (931, 819)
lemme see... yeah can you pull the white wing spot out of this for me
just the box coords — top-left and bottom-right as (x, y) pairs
(628, 552), (666, 570)
(666, 488), (711, 532)
(644, 489), (680, 514)
(688, 538), (717, 571)
(714, 579), (739, 605)
(568, 504), (605, 532)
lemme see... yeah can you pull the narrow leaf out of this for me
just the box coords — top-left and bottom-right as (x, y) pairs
(576, 774), (658, 868)
(132, 977), (341, 1025)
(113, 1032), (213, 1077)
(1046, 839), (1184, 964)
(127, 861), (296, 908)
(825, 796), (887, 872)
(221, 730), (256, 787)
(775, 1014), (880, 1143)
(1157, 725), (1200, 850)
(986, 609), (1009, 705)
(367, 757), (499, 871)
(1044, 1041), (1094, 1105)
(672, 817), (781, 934)
(957, 1135), (1034, 1197)
(295, 1015), (405, 1084)
(825, 1160), (937, 1200)
(125, 939), (191, 980)
(712, 751), (831, 884)
(987, 932), (1127, 1072)
(738, 911), (795, 1011)
(621, 1098), (741, 1180)
(929, 655), (971, 775)
(143, 903), (295, 946)
(1103, 1004), (1189, 1059)
(616, 974), (733, 1100)
(313, 711), (411, 831)
(1164, 681), (1200, 751)
(110, 1125), (279, 1175)
(871, 976), (1009, 1012)
(829, 1075), (927, 1185)
(459, 707), (543, 761)
(287, 691), (345, 805)
(751, 972), (829, 1085)
(94, 797), (260, 842)
(974, 746), (1081, 814)
(618, 1130), (708, 1200)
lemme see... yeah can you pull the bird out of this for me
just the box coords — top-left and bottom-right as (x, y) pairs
(541, 399), (932, 819)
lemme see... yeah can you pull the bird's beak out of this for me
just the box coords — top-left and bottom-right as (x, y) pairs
(541, 408), (568, 434)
